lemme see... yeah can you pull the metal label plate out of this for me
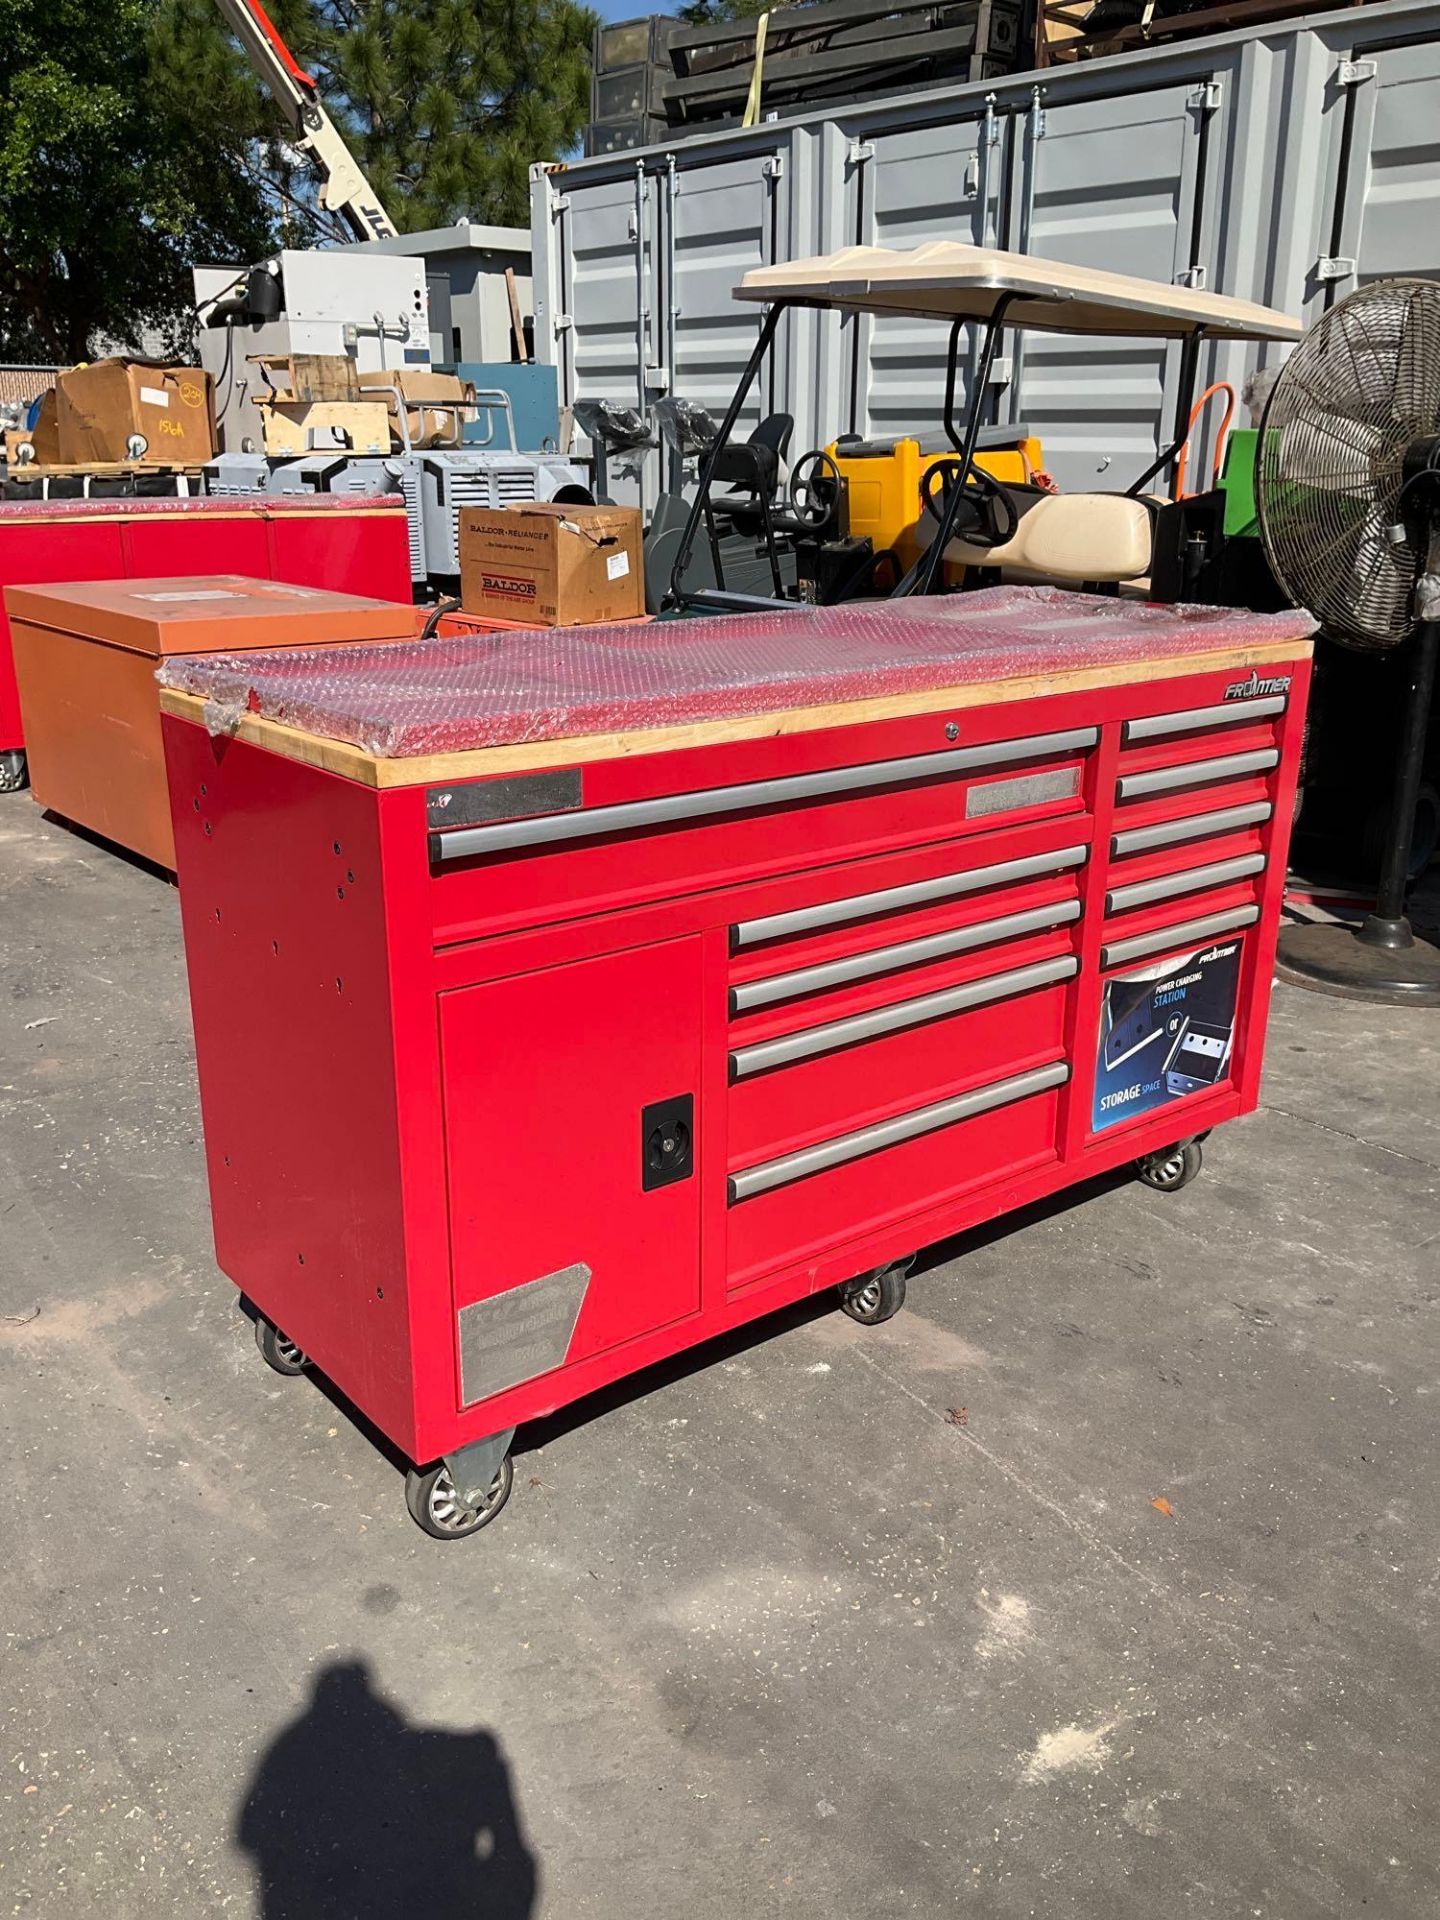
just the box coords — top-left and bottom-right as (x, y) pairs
(966, 766), (1081, 819)
(457, 1262), (591, 1407)
(427, 768), (583, 831)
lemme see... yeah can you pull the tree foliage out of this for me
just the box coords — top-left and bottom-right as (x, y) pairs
(0, 0), (596, 362)
(0, 0), (277, 359)
(263, 0), (596, 232)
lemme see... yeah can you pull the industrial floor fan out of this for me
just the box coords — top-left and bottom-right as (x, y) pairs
(1257, 277), (1440, 1004)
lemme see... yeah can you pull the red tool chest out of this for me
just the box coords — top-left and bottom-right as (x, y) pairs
(0, 495), (409, 766)
(160, 589), (1312, 1539)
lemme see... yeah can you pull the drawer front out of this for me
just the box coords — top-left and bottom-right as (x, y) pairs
(728, 970), (1071, 1164)
(727, 1066), (1066, 1288)
(427, 724), (1096, 940)
(726, 824), (1085, 1173)
(1104, 687), (1288, 966)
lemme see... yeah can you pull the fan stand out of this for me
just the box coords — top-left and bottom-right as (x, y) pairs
(1277, 528), (1440, 1006)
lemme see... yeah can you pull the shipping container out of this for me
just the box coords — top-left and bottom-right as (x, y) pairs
(532, 0), (1440, 503)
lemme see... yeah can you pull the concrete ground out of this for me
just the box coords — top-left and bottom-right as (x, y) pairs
(1, 795), (1438, 1920)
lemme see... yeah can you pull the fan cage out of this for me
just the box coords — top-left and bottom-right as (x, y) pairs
(1257, 277), (1440, 650)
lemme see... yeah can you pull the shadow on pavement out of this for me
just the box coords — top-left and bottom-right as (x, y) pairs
(236, 1659), (537, 1919)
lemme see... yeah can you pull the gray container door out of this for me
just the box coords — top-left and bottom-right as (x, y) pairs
(558, 170), (659, 510)
(1324, 35), (1440, 293)
(1006, 81), (1214, 491)
(845, 113), (1009, 445)
(666, 151), (792, 460)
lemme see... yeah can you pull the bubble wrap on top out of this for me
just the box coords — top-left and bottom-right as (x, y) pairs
(158, 586), (1313, 761)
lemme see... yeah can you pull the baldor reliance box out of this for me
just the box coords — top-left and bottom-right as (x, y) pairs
(459, 503), (643, 626)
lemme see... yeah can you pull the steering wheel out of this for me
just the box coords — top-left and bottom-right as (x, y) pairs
(920, 457), (1020, 550)
(787, 449), (841, 533)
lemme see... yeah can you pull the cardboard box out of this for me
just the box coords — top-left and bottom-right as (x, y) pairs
(57, 361), (216, 465)
(459, 503), (644, 627)
(6, 575), (415, 868)
(7, 389), (62, 466)
(358, 369), (475, 450)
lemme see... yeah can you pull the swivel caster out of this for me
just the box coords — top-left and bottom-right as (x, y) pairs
(840, 1259), (911, 1326)
(253, 1309), (309, 1376)
(0, 750), (27, 794)
(405, 1455), (513, 1540)
(1136, 1139), (1203, 1193)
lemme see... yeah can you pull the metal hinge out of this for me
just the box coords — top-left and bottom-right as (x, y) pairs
(1316, 257), (1356, 283)
(1188, 80), (1222, 112)
(1338, 58), (1377, 85)
(550, 191), (570, 215)
(846, 139), (875, 167)
(553, 313), (574, 334)
(1177, 264), (1208, 290)
(762, 154), (784, 180)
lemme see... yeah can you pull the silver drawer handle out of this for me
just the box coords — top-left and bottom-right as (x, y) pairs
(430, 726), (1099, 863)
(1124, 695), (1286, 742)
(729, 1059), (1071, 1202)
(1101, 904), (1259, 970)
(730, 954), (1078, 1080)
(1111, 800), (1271, 858)
(732, 843), (1089, 950)
(732, 899), (1082, 1012)
(1106, 852), (1265, 916)
(1115, 748), (1278, 802)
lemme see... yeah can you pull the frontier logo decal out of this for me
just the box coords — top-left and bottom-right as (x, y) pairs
(1223, 669), (1291, 702)
(481, 572), (537, 602)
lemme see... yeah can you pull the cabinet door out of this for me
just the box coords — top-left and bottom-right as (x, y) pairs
(440, 938), (704, 1410)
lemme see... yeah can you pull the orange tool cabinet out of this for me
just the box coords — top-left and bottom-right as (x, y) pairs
(159, 590), (1313, 1538)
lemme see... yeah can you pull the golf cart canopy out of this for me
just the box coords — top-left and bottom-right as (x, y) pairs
(734, 243), (1303, 342)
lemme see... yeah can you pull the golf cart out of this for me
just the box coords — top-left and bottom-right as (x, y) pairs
(664, 242), (1303, 616)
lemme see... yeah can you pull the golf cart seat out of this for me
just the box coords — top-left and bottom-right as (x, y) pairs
(712, 413), (794, 505)
(948, 491), (1157, 584)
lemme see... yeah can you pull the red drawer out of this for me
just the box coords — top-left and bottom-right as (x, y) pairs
(728, 971), (1071, 1164)
(726, 1068), (1065, 1290)
(428, 724), (1095, 943)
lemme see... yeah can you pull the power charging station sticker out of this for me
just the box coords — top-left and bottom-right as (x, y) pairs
(1093, 939), (1243, 1133)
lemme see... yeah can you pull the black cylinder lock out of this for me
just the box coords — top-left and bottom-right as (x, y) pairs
(641, 1095), (695, 1190)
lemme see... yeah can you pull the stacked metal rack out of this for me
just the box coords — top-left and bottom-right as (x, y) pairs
(586, 0), (1024, 152)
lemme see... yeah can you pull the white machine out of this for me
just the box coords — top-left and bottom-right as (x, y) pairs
(194, 250), (432, 456)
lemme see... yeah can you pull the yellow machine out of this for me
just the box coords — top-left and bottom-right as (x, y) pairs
(827, 430), (1047, 580)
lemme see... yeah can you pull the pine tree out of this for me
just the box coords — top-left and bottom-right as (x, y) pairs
(0, 0), (276, 358)
(261, 0), (597, 233)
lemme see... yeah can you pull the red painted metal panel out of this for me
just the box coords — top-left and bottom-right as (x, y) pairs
(0, 521), (125, 749)
(726, 1082), (1065, 1289)
(440, 941), (705, 1393)
(727, 981), (1070, 1165)
(165, 718), (423, 1455)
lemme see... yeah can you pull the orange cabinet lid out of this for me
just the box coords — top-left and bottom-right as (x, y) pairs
(3, 575), (415, 658)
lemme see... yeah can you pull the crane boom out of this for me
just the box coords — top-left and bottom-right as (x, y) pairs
(213, 0), (399, 242)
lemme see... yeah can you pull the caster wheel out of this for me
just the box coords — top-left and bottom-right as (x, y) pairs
(840, 1262), (908, 1325)
(0, 750), (27, 794)
(254, 1311), (308, 1376)
(1136, 1139), (1203, 1193)
(405, 1455), (513, 1541)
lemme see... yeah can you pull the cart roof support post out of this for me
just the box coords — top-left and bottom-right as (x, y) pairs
(917, 292), (1016, 597)
(665, 300), (788, 610)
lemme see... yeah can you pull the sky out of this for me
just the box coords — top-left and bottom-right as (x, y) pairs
(593, 0), (678, 20)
